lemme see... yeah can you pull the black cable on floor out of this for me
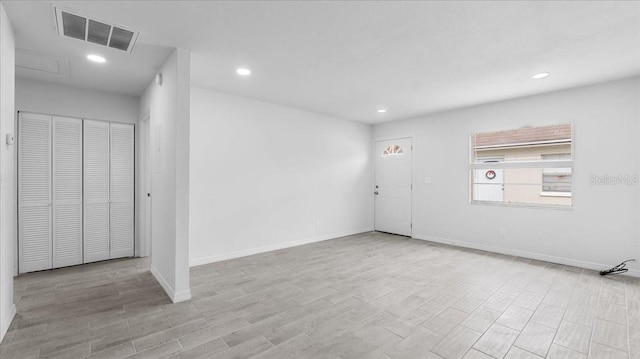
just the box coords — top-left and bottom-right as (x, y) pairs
(600, 259), (635, 276)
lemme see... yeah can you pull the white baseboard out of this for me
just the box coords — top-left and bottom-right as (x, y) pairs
(414, 234), (640, 278)
(0, 304), (16, 343)
(150, 265), (191, 303)
(173, 289), (192, 303)
(150, 265), (174, 301)
(190, 228), (373, 267)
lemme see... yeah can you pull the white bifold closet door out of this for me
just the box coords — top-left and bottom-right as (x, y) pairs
(52, 116), (83, 268)
(19, 114), (134, 272)
(84, 121), (134, 263)
(18, 113), (53, 273)
(109, 123), (134, 259)
(84, 120), (111, 262)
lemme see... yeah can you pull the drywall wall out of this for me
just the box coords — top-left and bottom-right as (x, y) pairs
(189, 87), (373, 266)
(15, 77), (139, 124)
(139, 48), (191, 302)
(373, 76), (640, 275)
(0, 2), (16, 342)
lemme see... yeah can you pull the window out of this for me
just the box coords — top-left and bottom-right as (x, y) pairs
(382, 144), (404, 157)
(541, 154), (572, 196)
(470, 124), (573, 208)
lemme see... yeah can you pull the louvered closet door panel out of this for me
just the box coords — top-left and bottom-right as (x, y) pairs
(19, 113), (53, 273)
(84, 120), (111, 263)
(52, 117), (83, 267)
(110, 123), (134, 259)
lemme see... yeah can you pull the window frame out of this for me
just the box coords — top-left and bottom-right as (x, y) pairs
(382, 144), (405, 157)
(468, 124), (574, 210)
(540, 153), (572, 197)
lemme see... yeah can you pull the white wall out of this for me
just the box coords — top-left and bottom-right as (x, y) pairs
(0, 2), (16, 342)
(373, 76), (640, 275)
(189, 87), (373, 266)
(139, 48), (191, 302)
(15, 77), (139, 124)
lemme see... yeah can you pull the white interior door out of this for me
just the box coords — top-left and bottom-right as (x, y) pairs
(18, 113), (52, 273)
(374, 138), (412, 236)
(110, 123), (134, 259)
(52, 116), (83, 267)
(84, 120), (110, 263)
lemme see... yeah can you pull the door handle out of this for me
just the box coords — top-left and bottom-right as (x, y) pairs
(374, 191), (379, 195)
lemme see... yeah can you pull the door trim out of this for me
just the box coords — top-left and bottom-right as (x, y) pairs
(139, 112), (150, 258)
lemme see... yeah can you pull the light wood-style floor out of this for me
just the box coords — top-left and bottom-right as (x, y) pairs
(1, 232), (639, 359)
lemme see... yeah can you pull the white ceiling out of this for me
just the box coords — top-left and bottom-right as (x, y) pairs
(4, 1), (640, 123)
(4, 1), (174, 97)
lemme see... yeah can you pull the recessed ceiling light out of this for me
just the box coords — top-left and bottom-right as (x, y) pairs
(377, 109), (387, 113)
(236, 68), (251, 76)
(87, 54), (106, 63)
(532, 72), (549, 79)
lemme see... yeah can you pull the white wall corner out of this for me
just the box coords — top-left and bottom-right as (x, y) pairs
(173, 289), (192, 303)
(173, 47), (191, 301)
(0, 304), (16, 342)
(414, 233), (640, 279)
(150, 265), (174, 301)
(0, 2), (17, 345)
(150, 265), (191, 303)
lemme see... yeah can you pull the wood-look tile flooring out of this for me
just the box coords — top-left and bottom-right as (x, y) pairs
(2, 232), (639, 358)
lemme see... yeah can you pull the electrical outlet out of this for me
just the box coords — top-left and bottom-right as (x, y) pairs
(499, 227), (507, 237)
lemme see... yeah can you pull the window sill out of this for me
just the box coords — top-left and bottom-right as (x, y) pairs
(540, 192), (572, 198)
(470, 200), (573, 211)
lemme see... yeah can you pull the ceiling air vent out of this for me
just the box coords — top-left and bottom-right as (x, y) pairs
(54, 7), (139, 53)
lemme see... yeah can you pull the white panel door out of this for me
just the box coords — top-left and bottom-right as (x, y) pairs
(374, 138), (412, 236)
(110, 123), (134, 259)
(18, 113), (53, 273)
(84, 120), (111, 263)
(52, 116), (83, 267)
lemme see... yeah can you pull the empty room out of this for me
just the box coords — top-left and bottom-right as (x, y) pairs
(0, 1), (639, 358)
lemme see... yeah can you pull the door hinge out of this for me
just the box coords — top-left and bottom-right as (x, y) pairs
(410, 223), (413, 228)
